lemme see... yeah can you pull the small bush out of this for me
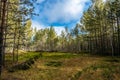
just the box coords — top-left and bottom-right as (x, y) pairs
(105, 58), (119, 63)
(8, 53), (42, 72)
(21, 63), (30, 70)
(27, 58), (34, 65)
(8, 68), (15, 72)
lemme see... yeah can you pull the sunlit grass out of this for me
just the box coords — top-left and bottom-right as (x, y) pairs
(18, 52), (41, 61)
(2, 52), (120, 80)
(42, 52), (81, 60)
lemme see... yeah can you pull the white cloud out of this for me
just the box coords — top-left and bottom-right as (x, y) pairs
(32, 0), (90, 35)
(102, 0), (106, 2)
(31, 20), (45, 30)
(54, 27), (65, 36)
(40, 0), (90, 23)
(32, 20), (65, 36)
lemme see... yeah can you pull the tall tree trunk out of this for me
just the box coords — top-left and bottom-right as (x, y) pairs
(116, 16), (120, 56)
(0, 0), (7, 76)
(12, 27), (17, 62)
(16, 29), (20, 62)
(94, 27), (98, 53)
(2, 0), (8, 66)
(110, 17), (114, 57)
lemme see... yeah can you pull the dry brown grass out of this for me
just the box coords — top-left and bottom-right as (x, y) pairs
(2, 52), (120, 80)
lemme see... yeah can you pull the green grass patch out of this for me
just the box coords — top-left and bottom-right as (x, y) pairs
(18, 52), (42, 61)
(45, 61), (62, 67)
(42, 52), (80, 59)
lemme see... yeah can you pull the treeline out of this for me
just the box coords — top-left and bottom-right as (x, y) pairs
(0, 0), (36, 75)
(32, 0), (120, 56)
(32, 26), (84, 53)
(80, 0), (120, 56)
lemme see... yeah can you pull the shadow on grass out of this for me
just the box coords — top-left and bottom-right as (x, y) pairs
(45, 61), (62, 67)
(7, 53), (42, 72)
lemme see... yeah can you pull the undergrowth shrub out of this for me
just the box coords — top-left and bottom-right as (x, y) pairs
(8, 53), (42, 72)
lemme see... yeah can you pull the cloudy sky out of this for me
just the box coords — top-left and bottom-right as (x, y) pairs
(31, 0), (91, 35)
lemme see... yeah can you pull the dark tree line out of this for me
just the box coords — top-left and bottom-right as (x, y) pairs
(80, 0), (120, 56)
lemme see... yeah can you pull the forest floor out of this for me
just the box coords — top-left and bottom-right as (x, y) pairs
(1, 52), (120, 80)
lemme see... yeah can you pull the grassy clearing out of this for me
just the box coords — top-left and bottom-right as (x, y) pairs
(18, 52), (42, 61)
(42, 52), (81, 59)
(2, 52), (120, 80)
(5, 52), (42, 72)
(5, 52), (41, 62)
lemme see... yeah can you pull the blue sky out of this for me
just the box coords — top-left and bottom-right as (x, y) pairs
(31, 0), (91, 35)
